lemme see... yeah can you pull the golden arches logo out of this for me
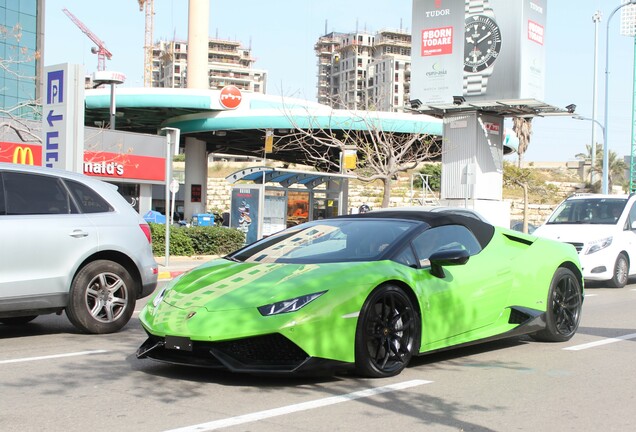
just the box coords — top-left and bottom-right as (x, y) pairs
(12, 146), (35, 165)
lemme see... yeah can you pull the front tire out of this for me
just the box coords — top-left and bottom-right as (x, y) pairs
(355, 284), (418, 378)
(532, 267), (582, 342)
(609, 253), (628, 288)
(66, 260), (136, 334)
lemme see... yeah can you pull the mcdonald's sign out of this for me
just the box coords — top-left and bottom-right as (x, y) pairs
(13, 147), (34, 165)
(0, 142), (43, 166)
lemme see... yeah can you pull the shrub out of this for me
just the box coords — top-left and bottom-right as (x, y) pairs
(148, 223), (245, 256)
(413, 163), (441, 191)
(149, 223), (195, 257)
(188, 226), (245, 255)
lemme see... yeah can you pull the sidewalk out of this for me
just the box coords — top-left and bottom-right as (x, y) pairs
(155, 255), (219, 280)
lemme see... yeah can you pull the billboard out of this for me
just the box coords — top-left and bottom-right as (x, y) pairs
(411, 0), (547, 104)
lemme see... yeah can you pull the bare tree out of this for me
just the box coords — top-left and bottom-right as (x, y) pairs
(274, 105), (440, 208)
(1, 22), (42, 144)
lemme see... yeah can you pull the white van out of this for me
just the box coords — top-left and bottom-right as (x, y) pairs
(533, 194), (636, 288)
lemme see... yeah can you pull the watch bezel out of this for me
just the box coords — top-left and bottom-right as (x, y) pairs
(463, 15), (502, 73)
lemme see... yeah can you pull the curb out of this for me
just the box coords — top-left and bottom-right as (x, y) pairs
(158, 270), (186, 281)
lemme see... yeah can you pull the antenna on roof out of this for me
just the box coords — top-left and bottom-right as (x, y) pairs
(324, 19), (327, 35)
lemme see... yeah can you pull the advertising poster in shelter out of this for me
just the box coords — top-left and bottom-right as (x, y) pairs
(231, 187), (261, 244)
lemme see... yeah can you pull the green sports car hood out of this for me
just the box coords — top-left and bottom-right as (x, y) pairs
(159, 258), (393, 312)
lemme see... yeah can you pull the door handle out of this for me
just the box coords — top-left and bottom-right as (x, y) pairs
(69, 230), (89, 238)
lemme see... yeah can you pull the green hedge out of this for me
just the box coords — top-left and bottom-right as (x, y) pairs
(149, 224), (245, 256)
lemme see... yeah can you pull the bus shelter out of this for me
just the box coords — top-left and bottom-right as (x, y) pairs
(225, 166), (355, 243)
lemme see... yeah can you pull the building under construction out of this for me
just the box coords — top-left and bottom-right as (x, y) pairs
(315, 28), (411, 112)
(150, 38), (267, 93)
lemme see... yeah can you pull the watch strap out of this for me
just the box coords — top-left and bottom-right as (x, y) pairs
(465, 0), (492, 15)
(463, 74), (489, 96)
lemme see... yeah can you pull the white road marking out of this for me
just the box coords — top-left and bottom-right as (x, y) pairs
(564, 333), (636, 351)
(163, 379), (433, 432)
(584, 293), (597, 297)
(0, 350), (108, 365)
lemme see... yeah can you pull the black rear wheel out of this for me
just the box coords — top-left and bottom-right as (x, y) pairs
(355, 284), (418, 378)
(532, 267), (582, 342)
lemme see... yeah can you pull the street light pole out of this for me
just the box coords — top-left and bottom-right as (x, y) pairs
(574, 115), (606, 134)
(602, 0), (636, 194)
(591, 11), (602, 185)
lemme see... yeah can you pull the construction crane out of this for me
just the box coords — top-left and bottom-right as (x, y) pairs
(138, 0), (154, 87)
(62, 8), (112, 71)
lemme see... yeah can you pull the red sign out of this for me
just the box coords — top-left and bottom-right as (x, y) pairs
(219, 85), (242, 109)
(483, 122), (501, 135)
(421, 26), (453, 57)
(191, 184), (202, 203)
(83, 151), (166, 181)
(0, 142), (43, 166)
(528, 20), (544, 45)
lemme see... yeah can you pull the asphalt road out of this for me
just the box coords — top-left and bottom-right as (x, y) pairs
(2, 281), (636, 432)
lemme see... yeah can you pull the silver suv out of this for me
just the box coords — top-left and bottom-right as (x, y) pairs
(0, 164), (158, 333)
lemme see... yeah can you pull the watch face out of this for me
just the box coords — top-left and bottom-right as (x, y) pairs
(464, 15), (502, 73)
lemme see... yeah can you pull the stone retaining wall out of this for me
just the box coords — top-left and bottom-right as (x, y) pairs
(205, 177), (586, 226)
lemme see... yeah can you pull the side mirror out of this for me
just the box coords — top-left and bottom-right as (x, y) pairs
(429, 249), (470, 278)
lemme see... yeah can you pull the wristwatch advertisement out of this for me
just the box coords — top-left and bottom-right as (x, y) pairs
(411, 0), (545, 105)
(463, 0), (502, 96)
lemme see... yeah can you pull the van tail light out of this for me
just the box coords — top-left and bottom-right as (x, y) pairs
(140, 223), (152, 244)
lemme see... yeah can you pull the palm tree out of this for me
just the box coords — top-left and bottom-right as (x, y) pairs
(576, 144), (626, 193)
(576, 143), (601, 191)
(512, 117), (533, 168)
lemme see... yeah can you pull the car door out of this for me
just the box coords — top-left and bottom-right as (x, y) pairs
(624, 200), (636, 275)
(0, 171), (97, 303)
(410, 225), (512, 345)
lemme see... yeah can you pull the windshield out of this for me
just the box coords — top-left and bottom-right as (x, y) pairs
(228, 218), (418, 264)
(547, 198), (627, 225)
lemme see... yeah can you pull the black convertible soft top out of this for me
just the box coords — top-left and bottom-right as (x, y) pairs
(338, 210), (496, 249)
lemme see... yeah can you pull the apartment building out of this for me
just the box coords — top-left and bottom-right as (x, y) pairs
(151, 38), (267, 93)
(315, 28), (411, 112)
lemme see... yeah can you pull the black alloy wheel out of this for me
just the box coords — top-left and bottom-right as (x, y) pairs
(355, 284), (418, 378)
(532, 267), (582, 342)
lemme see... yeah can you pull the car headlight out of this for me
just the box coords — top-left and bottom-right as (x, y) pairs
(152, 287), (168, 307)
(586, 236), (613, 254)
(258, 291), (327, 316)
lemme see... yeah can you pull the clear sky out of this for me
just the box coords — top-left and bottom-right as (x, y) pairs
(44, 0), (635, 163)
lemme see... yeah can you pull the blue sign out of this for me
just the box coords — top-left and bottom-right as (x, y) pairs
(46, 70), (64, 104)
